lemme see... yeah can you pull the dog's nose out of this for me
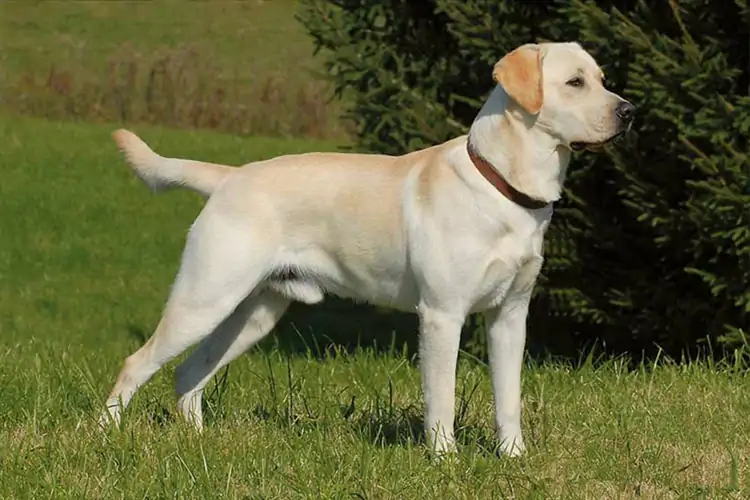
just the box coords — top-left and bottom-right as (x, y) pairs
(616, 101), (635, 122)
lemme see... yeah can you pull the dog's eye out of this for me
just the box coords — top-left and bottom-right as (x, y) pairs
(566, 77), (584, 87)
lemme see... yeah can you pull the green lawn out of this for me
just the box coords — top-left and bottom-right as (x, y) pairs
(1, 116), (749, 499)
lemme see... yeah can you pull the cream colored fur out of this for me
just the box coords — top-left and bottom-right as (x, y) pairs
(100, 42), (633, 458)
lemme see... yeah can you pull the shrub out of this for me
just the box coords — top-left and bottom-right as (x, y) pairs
(298, 0), (750, 359)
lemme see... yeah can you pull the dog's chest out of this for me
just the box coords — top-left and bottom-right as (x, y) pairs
(470, 222), (546, 312)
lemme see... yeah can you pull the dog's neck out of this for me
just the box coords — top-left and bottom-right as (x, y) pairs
(467, 86), (571, 204)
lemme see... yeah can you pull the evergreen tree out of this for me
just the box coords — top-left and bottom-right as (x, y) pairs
(298, 0), (750, 358)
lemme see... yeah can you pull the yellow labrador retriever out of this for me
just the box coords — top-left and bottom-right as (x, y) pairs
(100, 42), (634, 457)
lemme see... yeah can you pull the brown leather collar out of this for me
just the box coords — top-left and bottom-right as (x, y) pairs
(466, 142), (549, 210)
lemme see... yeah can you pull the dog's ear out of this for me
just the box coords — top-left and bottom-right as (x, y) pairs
(492, 44), (543, 115)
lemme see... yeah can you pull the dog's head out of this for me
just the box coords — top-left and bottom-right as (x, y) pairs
(493, 42), (634, 152)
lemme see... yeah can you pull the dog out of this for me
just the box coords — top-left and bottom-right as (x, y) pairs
(99, 42), (634, 457)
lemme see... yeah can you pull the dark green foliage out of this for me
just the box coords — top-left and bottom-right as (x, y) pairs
(298, 0), (750, 358)
(547, 0), (750, 356)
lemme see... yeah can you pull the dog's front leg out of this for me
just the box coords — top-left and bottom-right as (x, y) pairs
(418, 305), (465, 456)
(484, 279), (536, 457)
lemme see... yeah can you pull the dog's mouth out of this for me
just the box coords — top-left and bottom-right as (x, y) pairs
(570, 133), (621, 152)
(570, 126), (630, 153)
(570, 140), (609, 153)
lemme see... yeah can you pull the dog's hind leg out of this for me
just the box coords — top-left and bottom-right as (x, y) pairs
(174, 290), (290, 430)
(99, 208), (272, 428)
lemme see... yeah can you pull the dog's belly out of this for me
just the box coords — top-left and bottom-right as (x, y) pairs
(265, 245), (419, 312)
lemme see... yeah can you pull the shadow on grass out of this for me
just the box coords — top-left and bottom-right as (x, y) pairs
(263, 297), (591, 366)
(200, 382), (497, 452)
(124, 295), (612, 370)
(267, 298), (422, 360)
(353, 408), (424, 448)
(350, 410), (495, 454)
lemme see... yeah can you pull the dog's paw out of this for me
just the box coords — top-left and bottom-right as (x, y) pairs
(496, 435), (526, 458)
(97, 407), (121, 431)
(425, 432), (458, 460)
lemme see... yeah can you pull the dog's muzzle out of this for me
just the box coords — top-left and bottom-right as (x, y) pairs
(571, 100), (636, 152)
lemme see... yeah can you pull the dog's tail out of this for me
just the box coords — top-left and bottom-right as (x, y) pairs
(112, 129), (233, 197)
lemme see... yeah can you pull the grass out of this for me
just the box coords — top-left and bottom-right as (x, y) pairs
(1, 115), (750, 498)
(0, 1), (344, 139)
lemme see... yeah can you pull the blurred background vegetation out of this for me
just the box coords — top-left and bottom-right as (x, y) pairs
(0, 0), (347, 139)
